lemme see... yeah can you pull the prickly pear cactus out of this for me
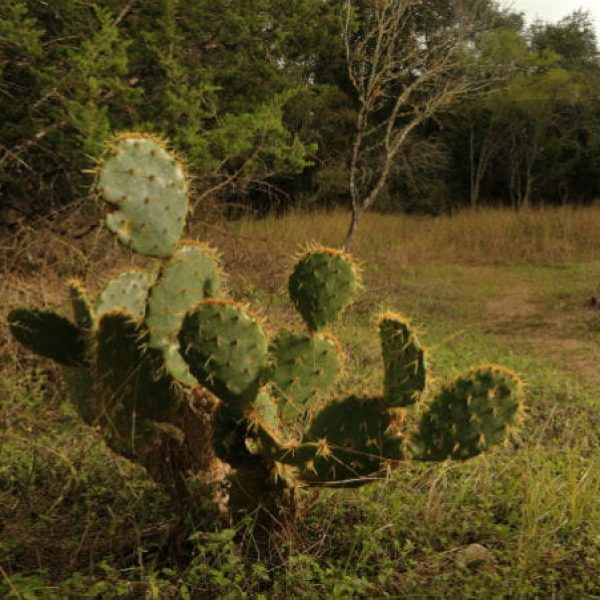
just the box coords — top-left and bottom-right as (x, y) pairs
(7, 132), (525, 520)
(98, 134), (188, 257)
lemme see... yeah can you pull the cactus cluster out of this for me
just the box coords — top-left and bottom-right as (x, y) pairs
(7, 133), (525, 513)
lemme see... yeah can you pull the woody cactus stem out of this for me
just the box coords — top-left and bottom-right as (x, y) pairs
(7, 133), (526, 520)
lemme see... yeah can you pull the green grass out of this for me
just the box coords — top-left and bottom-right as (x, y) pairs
(2, 208), (600, 598)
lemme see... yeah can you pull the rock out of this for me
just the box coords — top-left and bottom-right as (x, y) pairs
(455, 543), (497, 570)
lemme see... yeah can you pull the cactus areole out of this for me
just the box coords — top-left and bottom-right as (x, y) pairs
(7, 133), (525, 519)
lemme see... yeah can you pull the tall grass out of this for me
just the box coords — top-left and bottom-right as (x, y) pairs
(231, 206), (600, 266)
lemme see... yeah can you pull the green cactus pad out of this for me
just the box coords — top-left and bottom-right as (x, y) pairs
(68, 280), (95, 333)
(96, 270), (151, 319)
(179, 300), (268, 405)
(97, 134), (188, 257)
(213, 389), (280, 468)
(266, 330), (342, 418)
(288, 246), (358, 331)
(63, 366), (97, 425)
(146, 242), (222, 384)
(379, 313), (426, 408)
(8, 308), (86, 366)
(413, 366), (524, 461)
(299, 395), (404, 485)
(95, 311), (180, 431)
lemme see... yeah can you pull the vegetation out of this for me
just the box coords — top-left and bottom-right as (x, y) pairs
(8, 133), (525, 524)
(2, 1), (600, 597)
(2, 206), (600, 597)
(1, 1), (600, 228)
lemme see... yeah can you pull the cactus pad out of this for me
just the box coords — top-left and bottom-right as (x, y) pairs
(300, 395), (404, 484)
(63, 366), (96, 425)
(266, 330), (342, 418)
(179, 300), (268, 405)
(413, 366), (524, 461)
(97, 134), (188, 257)
(8, 308), (86, 366)
(288, 246), (358, 331)
(379, 313), (426, 408)
(68, 280), (95, 333)
(146, 242), (222, 384)
(96, 270), (151, 319)
(95, 311), (180, 432)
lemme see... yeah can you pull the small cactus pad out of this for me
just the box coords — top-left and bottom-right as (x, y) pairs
(247, 387), (281, 437)
(69, 280), (95, 333)
(379, 314), (426, 408)
(288, 246), (358, 331)
(179, 300), (268, 405)
(95, 311), (180, 429)
(146, 242), (222, 384)
(8, 308), (86, 366)
(97, 134), (188, 257)
(413, 366), (523, 461)
(266, 330), (342, 418)
(96, 270), (151, 319)
(299, 395), (404, 484)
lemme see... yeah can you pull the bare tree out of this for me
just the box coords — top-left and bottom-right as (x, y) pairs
(342, 0), (490, 248)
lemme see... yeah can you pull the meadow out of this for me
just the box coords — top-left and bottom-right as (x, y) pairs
(2, 206), (600, 598)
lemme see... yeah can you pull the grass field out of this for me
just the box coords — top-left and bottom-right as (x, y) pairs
(2, 206), (600, 598)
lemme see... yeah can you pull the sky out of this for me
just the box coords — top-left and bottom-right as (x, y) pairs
(512, 0), (600, 36)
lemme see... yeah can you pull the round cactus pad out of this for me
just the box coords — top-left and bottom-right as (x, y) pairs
(289, 247), (358, 331)
(267, 330), (341, 418)
(98, 135), (188, 257)
(413, 366), (523, 461)
(96, 270), (151, 319)
(301, 395), (403, 484)
(95, 311), (180, 426)
(179, 301), (267, 405)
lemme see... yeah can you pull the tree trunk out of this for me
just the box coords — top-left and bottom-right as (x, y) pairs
(344, 207), (361, 251)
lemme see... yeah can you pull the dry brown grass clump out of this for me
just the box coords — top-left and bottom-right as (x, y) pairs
(229, 205), (600, 268)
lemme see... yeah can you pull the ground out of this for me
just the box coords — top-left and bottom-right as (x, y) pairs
(1, 207), (600, 598)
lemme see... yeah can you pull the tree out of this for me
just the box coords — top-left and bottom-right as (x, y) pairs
(0, 0), (337, 222)
(341, 0), (493, 248)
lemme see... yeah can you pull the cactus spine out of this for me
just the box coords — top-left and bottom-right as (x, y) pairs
(7, 133), (525, 518)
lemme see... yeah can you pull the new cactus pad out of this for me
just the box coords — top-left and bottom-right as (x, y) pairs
(289, 247), (359, 331)
(7, 132), (526, 520)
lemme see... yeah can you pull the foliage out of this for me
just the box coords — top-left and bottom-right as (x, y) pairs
(2, 2), (599, 227)
(7, 134), (525, 527)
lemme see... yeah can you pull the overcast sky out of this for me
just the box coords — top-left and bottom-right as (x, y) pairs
(511, 0), (600, 36)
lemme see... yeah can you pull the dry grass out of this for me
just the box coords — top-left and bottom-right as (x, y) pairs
(2, 204), (600, 597)
(2, 205), (599, 379)
(228, 205), (600, 267)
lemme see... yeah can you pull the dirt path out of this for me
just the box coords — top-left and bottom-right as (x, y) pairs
(483, 270), (600, 387)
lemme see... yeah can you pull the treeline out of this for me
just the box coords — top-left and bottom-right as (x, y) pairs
(1, 1), (599, 223)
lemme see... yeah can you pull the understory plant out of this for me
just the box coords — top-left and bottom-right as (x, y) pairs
(8, 133), (525, 522)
